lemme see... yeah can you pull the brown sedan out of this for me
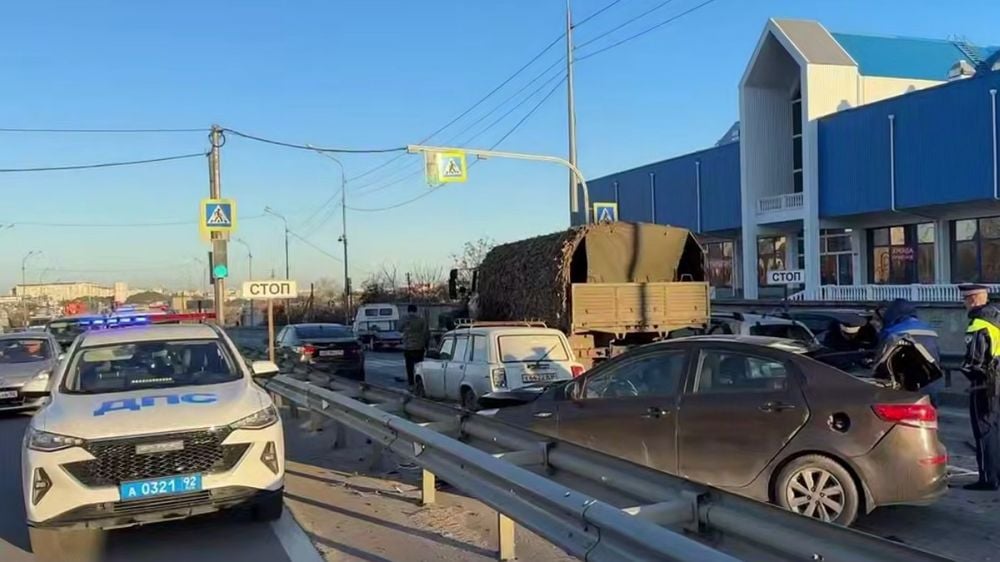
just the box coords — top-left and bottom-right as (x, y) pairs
(479, 335), (947, 526)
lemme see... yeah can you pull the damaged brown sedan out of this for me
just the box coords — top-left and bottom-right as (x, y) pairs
(479, 335), (947, 526)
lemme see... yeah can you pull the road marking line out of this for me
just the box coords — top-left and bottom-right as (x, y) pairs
(271, 507), (325, 562)
(947, 465), (979, 478)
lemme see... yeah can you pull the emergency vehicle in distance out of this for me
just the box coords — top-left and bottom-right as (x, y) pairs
(22, 321), (284, 561)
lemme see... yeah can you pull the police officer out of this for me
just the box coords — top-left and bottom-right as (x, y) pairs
(960, 284), (1000, 491)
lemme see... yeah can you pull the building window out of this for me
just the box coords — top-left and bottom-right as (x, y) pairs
(706, 241), (734, 288)
(821, 229), (854, 285)
(757, 236), (786, 286)
(791, 89), (803, 194)
(951, 217), (1000, 283)
(870, 224), (935, 284)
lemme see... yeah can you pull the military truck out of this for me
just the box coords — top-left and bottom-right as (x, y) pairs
(459, 221), (710, 368)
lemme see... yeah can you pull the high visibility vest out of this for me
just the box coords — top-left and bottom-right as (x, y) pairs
(967, 318), (1000, 357)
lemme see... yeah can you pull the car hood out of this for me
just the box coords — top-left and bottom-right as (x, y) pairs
(871, 336), (943, 392)
(36, 380), (265, 439)
(0, 360), (56, 386)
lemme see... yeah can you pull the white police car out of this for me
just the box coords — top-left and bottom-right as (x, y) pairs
(22, 323), (284, 560)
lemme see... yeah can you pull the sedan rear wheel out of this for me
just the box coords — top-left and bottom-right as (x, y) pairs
(776, 455), (859, 526)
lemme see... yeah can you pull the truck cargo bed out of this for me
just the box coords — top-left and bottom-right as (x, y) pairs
(570, 282), (709, 334)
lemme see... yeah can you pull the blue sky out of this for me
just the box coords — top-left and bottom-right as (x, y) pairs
(2, 0), (1000, 292)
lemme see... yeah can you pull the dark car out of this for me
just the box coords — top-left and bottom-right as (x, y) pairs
(274, 323), (364, 380)
(479, 335), (946, 526)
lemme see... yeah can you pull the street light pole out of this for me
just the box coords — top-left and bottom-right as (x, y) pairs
(264, 207), (290, 279)
(566, 0), (580, 220)
(309, 147), (352, 324)
(236, 238), (253, 326)
(406, 144), (592, 223)
(21, 250), (41, 327)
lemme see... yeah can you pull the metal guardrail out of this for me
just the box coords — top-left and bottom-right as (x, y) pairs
(265, 373), (951, 562)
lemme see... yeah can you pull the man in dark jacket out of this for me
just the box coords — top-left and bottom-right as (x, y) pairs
(960, 284), (1000, 491)
(879, 298), (943, 405)
(399, 304), (430, 390)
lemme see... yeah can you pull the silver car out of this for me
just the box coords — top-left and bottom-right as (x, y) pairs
(0, 332), (60, 412)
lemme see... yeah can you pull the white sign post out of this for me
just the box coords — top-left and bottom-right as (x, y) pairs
(242, 281), (298, 363)
(766, 270), (804, 311)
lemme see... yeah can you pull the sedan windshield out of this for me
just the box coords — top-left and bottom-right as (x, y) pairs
(64, 339), (240, 394)
(0, 338), (51, 364)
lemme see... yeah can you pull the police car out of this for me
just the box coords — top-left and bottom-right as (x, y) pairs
(22, 322), (284, 560)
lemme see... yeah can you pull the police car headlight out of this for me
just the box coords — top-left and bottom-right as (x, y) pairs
(27, 427), (85, 452)
(33, 370), (50, 381)
(230, 406), (279, 430)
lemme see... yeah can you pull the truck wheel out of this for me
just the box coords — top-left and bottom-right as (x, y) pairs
(252, 491), (284, 522)
(460, 387), (478, 412)
(775, 455), (859, 526)
(30, 527), (106, 562)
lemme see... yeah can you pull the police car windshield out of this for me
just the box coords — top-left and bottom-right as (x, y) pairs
(63, 339), (240, 394)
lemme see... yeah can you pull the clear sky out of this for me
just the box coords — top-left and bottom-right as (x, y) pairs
(2, 0), (999, 293)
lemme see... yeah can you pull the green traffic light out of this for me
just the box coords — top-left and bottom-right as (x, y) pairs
(213, 264), (229, 279)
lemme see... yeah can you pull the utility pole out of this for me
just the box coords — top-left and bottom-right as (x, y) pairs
(264, 207), (290, 280)
(209, 124), (226, 325)
(406, 272), (413, 300)
(236, 238), (253, 326)
(566, 0), (580, 222)
(309, 148), (352, 325)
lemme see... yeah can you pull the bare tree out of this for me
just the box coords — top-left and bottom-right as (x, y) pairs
(450, 237), (496, 287)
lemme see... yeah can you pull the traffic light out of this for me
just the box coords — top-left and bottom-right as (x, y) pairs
(211, 240), (229, 280)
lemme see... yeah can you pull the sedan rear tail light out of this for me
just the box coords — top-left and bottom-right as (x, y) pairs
(301, 345), (317, 357)
(571, 365), (584, 378)
(872, 403), (938, 429)
(491, 368), (508, 389)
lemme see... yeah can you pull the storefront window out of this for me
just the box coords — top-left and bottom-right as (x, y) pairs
(869, 223), (934, 284)
(952, 217), (1000, 282)
(757, 236), (786, 286)
(706, 241), (734, 288)
(820, 229), (854, 285)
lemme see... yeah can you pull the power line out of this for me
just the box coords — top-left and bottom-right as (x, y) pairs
(575, 0), (677, 51)
(222, 128), (405, 154)
(0, 152), (205, 173)
(287, 229), (343, 262)
(0, 127), (208, 133)
(574, 0), (626, 27)
(347, 72), (566, 213)
(577, 0), (723, 62)
(8, 214), (265, 228)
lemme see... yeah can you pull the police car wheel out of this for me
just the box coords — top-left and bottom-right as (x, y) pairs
(29, 527), (106, 562)
(252, 492), (284, 522)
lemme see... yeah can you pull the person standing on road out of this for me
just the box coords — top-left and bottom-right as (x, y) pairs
(960, 284), (1000, 491)
(400, 304), (429, 389)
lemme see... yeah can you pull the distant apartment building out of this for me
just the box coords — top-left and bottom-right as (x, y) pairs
(12, 281), (130, 303)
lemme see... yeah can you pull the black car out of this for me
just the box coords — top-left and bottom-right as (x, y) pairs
(274, 323), (364, 380)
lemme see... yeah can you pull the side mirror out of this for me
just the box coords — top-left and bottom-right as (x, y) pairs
(251, 360), (280, 380)
(58, 353), (66, 362)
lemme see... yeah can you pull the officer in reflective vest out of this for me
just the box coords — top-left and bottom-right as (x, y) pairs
(960, 283), (1000, 491)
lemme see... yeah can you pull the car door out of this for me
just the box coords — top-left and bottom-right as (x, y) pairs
(422, 336), (454, 398)
(547, 349), (689, 473)
(676, 346), (809, 489)
(464, 335), (489, 394)
(443, 335), (471, 400)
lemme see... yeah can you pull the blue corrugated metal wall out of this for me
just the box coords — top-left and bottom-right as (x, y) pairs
(585, 142), (741, 232)
(820, 71), (1000, 217)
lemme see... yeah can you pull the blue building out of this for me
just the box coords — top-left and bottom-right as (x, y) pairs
(581, 19), (1000, 302)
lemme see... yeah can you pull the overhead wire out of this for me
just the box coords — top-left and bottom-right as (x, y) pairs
(287, 229), (343, 262)
(574, 0), (678, 51)
(573, 0), (626, 27)
(0, 152), (206, 173)
(0, 127), (209, 133)
(576, 0), (723, 61)
(346, 72), (567, 213)
(222, 128), (406, 154)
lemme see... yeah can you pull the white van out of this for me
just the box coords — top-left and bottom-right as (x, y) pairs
(353, 303), (403, 350)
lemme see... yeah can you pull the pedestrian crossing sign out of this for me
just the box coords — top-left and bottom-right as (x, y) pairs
(593, 202), (618, 223)
(435, 151), (467, 184)
(200, 198), (237, 238)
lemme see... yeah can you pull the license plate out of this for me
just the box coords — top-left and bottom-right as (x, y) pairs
(119, 474), (202, 501)
(0, 390), (18, 399)
(522, 372), (557, 383)
(319, 350), (345, 357)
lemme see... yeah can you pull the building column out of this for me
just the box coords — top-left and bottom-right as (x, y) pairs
(851, 228), (866, 285)
(741, 224), (759, 299)
(935, 218), (951, 284)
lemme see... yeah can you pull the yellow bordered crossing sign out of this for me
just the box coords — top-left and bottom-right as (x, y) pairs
(200, 198), (237, 238)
